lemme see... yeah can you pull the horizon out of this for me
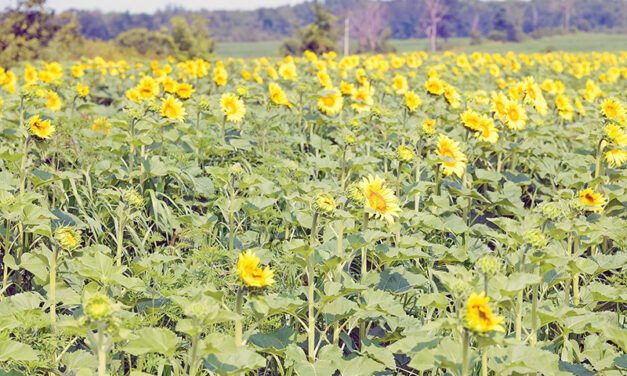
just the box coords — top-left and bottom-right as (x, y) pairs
(45, 0), (308, 14)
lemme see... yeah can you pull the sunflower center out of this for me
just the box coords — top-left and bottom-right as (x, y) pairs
(367, 191), (387, 213)
(508, 108), (519, 122)
(322, 96), (335, 107)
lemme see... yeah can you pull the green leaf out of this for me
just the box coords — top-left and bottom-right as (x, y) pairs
(123, 327), (179, 357)
(0, 340), (39, 361)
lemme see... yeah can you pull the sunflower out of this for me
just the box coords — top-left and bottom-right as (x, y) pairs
(604, 124), (627, 146)
(490, 92), (509, 118)
(466, 292), (505, 333)
(351, 83), (374, 113)
(162, 76), (178, 93)
(137, 76), (160, 100)
(460, 109), (481, 131)
(422, 118), (436, 134)
(220, 93), (246, 122)
(237, 250), (275, 288)
(54, 226), (82, 251)
(436, 134), (467, 178)
(397, 145), (415, 163)
(340, 80), (356, 96)
(76, 83), (89, 97)
(269, 82), (292, 108)
(29, 115), (55, 140)
(314, 193), (336, 215)
(444, 85), (461, 108)
(475, 114), (499, 144)
(213, 66), (228, 86)
(425, 76), (445, 96)
(45, 90), (62, 112)
(392, 74), (408, 94)
(92, 117), (111, 135)
(405, 91), (422, 112)
(605, 149), (627, 167)
(318, 89), (343, 115)
(160, 95), (187, 121)
(601, 98), (625, 119)
(359, 175), (400, 224)
(578, 188), (607, 212)
(504, 101), (527, 130)
(175, 83), (194, 99)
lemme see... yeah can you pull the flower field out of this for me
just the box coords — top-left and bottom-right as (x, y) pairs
(0, 50), (625, 375)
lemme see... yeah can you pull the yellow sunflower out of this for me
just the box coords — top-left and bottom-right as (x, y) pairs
(29, 115), (55, 140)
(475, 115), (499, 144)
(436, 134), (467, 178)
(269, 82), (292, 108)
(405, 91), (422, 112)
(76, 83), (89, 97)
(605, 149), (627, 167)
(460, 109), (481, 131)
(392, 74), (408, 95)
(466, 292), (505, 333)
(359, 175), (400, 224)
(137, 76), (160, 100)
(351, 83), (374, 113)
(422, 118), (436, 134)
(601, 98), (625, 119)
(237, 250), (275, 288)
(314, 193), (336, 215)
(578, 188), (607, 212)
(160, 95), (186, 121)
(425, 76), (445, 96)
(220, 93), (246, 122)
(604, 124), (627, 146)
(45, 90), (62, 112)
(175, 83), (194, 99)
(504, 101), (527, 130)
(318, 89), (344, 115)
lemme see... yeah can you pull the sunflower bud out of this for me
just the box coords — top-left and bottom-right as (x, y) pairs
(348, 183), (365, 206)
(236, 86), (247, 96)
(54, 226), (82, 252)
(85, 294), (113, 321)
(539, 202), (562, 220)
(525, 229), (547, 249)
(287, 161), (298, 170)
(146, 100), (160, 113)
(314, 193), (336, 215)
(229, 163), (244, 176)
(397, 145), (415, 163)
(0, 190), (15, 206)
(344, 133), (356, 146)
(451, 278), (468, 295)
(476, 255), (500, 276)
(199, 95), (212, 112)
(122, 188), (144, 209)
(127, 107), (143, 120)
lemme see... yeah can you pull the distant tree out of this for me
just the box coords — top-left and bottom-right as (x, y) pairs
(561, 0), (575, 29)
(279, 1), (339, 56)
(115, 27), (174, 57)
(421, 0), (449, 52)
(351, 1), (389, 53)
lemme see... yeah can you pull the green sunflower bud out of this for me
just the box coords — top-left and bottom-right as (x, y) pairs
(348, 183), (365, 206)
(314, 193), (336, 215)
(229, 163), (244, 176)
(122, 188), (144, 209)
(539, 202), (562, 220)
(54, 226), (82, 251)
(397, 145), (415, 163)
(476, 255), (500, 276)
(85, 294), (113, 321)
(525, 229), (547, 249)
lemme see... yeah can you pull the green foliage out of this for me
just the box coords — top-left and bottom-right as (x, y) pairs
(114, 27), (174, 57)
(280, 2), (339, 56)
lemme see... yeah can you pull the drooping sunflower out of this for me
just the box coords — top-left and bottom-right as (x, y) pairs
(160, 95), (187, 122)
(397, 145), (415, 163)
(29, 115), (55, 140)
(601, 98), (625, 119)
(475, 115), (499, 144)
(237, 250), (275, 288)
(504, 101), (527, 130)
(405, 91), (422, 112)
(466, 292), (505, 333)
(605, 149), (627, 167)
(359, 175), (400, 224)
(220, 93), (246, 122)
(318, 89), (343, 115)
(435, 134), (467, 178)
(269, 82), (292, 108)
(45, 90), (62, 112)
(578, 188), (607, 212)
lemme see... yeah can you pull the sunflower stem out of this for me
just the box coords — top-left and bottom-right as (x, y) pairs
(49, 245), (58, 329)
(308, 211), (319, 363)
(221, 116), (227, 143)
(594, 137), (604, 182)
(481, 349), (488, 376)
(462, 329), (469, 376)
(531, 269), (539, 346)
(435, 163), (441, 196)
(572, 236), (580, 305)
(359, 212), (369, 348)
(234, 287), (244, 346)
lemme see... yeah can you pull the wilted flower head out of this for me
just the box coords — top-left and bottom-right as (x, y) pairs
(54, 226), (82, 251)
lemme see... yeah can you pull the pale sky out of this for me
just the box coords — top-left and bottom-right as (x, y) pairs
(46, 0), (307, 13)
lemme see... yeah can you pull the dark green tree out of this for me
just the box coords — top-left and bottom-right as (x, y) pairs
(170, 15), (215, 60)
(279, 1), (339, 56)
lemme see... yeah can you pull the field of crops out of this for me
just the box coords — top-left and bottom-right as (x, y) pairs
(0, 50), (625, 376)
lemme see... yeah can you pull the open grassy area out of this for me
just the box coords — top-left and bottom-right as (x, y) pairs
(217, 32), (627, 58)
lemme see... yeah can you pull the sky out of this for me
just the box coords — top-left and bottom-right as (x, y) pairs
(46, 0), (307, 13)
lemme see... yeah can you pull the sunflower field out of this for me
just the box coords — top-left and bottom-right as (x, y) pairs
(0, 50), (625, 376)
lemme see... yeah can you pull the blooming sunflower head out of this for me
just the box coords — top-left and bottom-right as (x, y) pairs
(604, 124), (627, 146)
(397, 145), (415, 163)
(175, 83), (194, 99)
(237, 250), (275, 288)
(405, 91), (422, 112)
(76, 83), (89, 97)
(45, 90), (62, 112)
(475, 115), (499, 144)
(54, 226), (82, 251)
(29, 115), (55, 140)
(425, 76), (445, 96)
(601, 98), (625, 119)
(605, 149), (627, 168)
(504, 101), (527, 130)
(421, 118), (436, 135)
(466, 292), (505, 333)
(220, 93), (246, 122)
(578, 188), (607, 212)
(359, 175), (400, 224)
(314, 193), (336, 215)
(460, 109), (481, 131)
(160, 94), (187, 122)
(435, 134), (467, 178)
(318, 89), (344, 115)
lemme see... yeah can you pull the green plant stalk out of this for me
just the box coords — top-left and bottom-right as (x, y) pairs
(462, 329), (469, 376)
(340, 147), (346, 191)
(221, 116), (227, 143)
(572, 237), (580, 305)
(481, 349), (488, 376)
(333, 220), (344, 345)
(234, 287), (244, 346)
(115, 211), (127, 267)
(97, 321), (108, 376)
(19, 136), (31, 195)
(594, 138), (604, 181)
(50, 246), (58, 327)
(414, 159), (421, 211)
(359, 212), (369, 347)
(128, 118), (136, 177)
(189, 326), (200, 376)
(229, 209), (235, 252)
(2, 219), (11, 295)
(435, 163), (442, 196)
(515, 246), (528, 341)
(483, 273), (489, 296)
(531, 278), (538, 346)
(565, 234), (572, 305)
(307, 211), (319, 363)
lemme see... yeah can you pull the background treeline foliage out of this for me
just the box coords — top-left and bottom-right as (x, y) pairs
(66, 0), (627, 43)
